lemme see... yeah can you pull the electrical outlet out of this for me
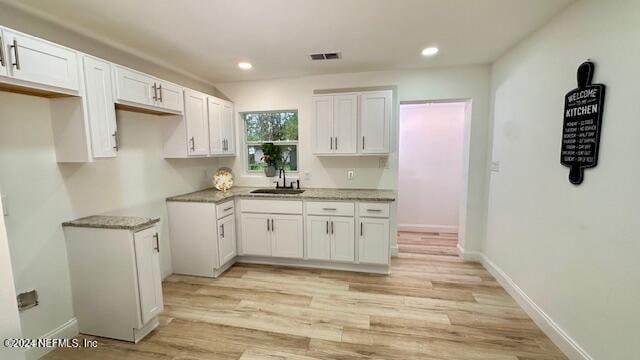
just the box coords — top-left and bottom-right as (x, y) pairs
(490, 161), (500, 172)
(347, 170), (355, 180)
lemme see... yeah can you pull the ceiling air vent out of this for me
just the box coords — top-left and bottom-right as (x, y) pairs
(309, 52), (341, 61)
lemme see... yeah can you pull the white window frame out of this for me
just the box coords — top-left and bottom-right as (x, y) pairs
(241, 110), (299, 175)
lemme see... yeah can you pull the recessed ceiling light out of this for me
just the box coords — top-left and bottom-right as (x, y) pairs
(238, 62), (252, 70)
(421, 47), (439, 57)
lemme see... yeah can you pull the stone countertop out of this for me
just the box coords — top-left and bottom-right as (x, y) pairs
(62, 215), (160, 231)
(166, 187), (396, 204)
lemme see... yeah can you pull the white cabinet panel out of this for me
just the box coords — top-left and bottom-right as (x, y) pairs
(133, 227), (163, 325)
(313, 96), (334, 154)
(208, 97), (224, 154)
(241, 213), (272, 256)
(155, 80), (183, 113)
(360, 91), (392, 154)
(333, 94), (358, 154)
(114, 66), (154, 106)
(0, 31), (8, 77)
(306, 216), (331, 261)
(358, 218), (389, 265)
(222, 102), (235, 154)
(83, 56), (117, 158)
(184, 89), (209, 156)
(271, 215), (303, 259)
(3, 29), (79, 91)
(218, 214), (237, 266)
(331, 217), (355, 262)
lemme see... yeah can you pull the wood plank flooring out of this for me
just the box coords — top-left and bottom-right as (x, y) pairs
(45, 231), (566, 360)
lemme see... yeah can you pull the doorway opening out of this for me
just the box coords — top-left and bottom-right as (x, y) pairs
(397, 100), (469, 253)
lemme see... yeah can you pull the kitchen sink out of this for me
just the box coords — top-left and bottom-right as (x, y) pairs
(250, 188), (305, 195)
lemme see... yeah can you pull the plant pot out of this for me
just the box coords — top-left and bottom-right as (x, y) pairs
(264, 165), (277, 177)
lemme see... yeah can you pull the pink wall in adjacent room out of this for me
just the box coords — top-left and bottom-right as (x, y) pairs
(398, 102), (466, 233)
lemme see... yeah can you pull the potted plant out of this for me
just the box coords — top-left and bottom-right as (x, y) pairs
(261, 142), (281, 177)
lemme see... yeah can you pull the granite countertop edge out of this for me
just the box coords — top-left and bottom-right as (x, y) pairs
(166, 187), (396, 204)
(62, 216), (161, 231)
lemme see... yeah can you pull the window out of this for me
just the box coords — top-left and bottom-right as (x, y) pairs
(243, 110), (298, 173)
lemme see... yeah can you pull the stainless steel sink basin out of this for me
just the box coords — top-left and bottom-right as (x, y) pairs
(250, 188), (305, 195)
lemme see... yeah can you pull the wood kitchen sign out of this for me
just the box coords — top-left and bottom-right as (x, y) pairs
(560, 61), (606, 185)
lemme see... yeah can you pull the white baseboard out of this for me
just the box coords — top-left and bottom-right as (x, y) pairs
(479, 254), (592, 360)
(26, 318), (78, 360)
(390, 245), (399, 257)
(456, 243), (482, 262)
(397, 224), (457, 233)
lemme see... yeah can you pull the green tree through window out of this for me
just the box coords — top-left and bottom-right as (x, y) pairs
(243, 111), (298, 172)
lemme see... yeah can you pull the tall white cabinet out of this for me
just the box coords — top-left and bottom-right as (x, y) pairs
(312, 90), (392, 155)
(63, 219), (163, 343)
(83, 56), (118, 158)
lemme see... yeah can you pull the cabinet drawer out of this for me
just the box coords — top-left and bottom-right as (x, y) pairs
(358, 202), (390, 218)
(216, 200), (235, 219)
(240, 199), (302, 215)
(306, 201), (354, 216)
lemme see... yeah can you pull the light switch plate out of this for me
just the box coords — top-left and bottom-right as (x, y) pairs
(490, 161), (500, 172)
(347, 170), (355, 180)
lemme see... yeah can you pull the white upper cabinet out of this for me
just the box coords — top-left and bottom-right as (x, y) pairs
(83, 56), (118, 158)
(1, 28), (79, 92)
(133, 227), (164, 325)
(313, 90), (391, 155)
(153, 80), (183, 113)
(208, 97), (235, 156)
(114, 65), (154, 107)
(360, 90), (392, 154)
(312, 96), (335, 154)
(183, 89), (209, 156)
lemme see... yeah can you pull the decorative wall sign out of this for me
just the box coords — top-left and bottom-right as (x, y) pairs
(560, 61), (606, 185)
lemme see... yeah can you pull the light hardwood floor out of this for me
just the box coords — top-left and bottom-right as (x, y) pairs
(45, 231), (566, 359)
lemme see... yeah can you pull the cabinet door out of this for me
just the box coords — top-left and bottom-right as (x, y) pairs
(155, 80), (183, 113)
(114, 66), (154, 106)
(241, 213), (271, 256)
(133, 227), (164, 324)
(184, 89), (209, 156)
(222, 102), (235, 154)
(312, 96), (334, 154)
(331, 217), (355, 262)
(306, 216), (330, 261)
(358, 218), (389, 265)
(83, 56), (117, 158)
(271, 215), (303, 259)
(218, 214), (237, 266)
(3, 29), (79, 91)
(0, 31), (8, 77)
(360, 91), (392, 154)
(333, 94), (358, 154)
(207, 97), (224, 154)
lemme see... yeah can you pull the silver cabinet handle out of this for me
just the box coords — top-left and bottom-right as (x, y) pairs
(334, 137), (338, 150)
(330, 137), (333, 150)
(112, 131), (119, 151)
(322, 208), (337, 211)
(152, 83), (158, 101)
(158, 83), (163, 102)
(223, 206), (233, 212)
(360, 222), (363, 236)
(331, 221), (334, 234)
(190, 136), (195, 151)
(362, 136), (365, 150)
(153, 233), (160, 252)
(10, 39), (20, 70)
(220, 224), (225, 238)
(266, 218), (270, 231)
(326, 221), (329, 234)
(271, 219), (274, 231)
(0, 35), (5, 67)
(366, 209), (382, 212)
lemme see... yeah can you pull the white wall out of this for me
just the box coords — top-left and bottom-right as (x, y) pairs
(215, 66), (491, 254)
(486, 0), (640, 358)
(0, 195), (24, 360)
(398, 102), (465, 233)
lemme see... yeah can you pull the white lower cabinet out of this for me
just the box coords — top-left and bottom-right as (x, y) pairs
(306, 215), (354, 262)
(241, 212), (303, 259)
(167, 201), (237, 277)
(358, 217), (390, 264)
(63, 223), (163, 343)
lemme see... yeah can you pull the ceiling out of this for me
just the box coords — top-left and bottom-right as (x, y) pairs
(1, 0), (574, 83)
